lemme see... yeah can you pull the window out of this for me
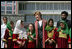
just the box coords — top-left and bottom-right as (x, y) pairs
(6, 1), (12, 5)
(54, 3), (60, 10)
(14, 5), (16, 10)
(67, 3), (71, 10)
(1, 11), (5, 14)
(14, 1), (15, 3)
(7, 1), (12, 3)
(1, 1), (5, 5)
(6, 11), (12, 14)
(26, 16), (35, 23)
(25, 3), (35, 10)
(19, 3), (22, 10)
(36, 3), (47, 10)
(46, 3), (53, 10)
(7, 6), (12, 10)
(1, 6), (5, 10)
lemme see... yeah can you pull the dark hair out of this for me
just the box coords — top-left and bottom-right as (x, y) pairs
(3, 17), (7, 20)
(34, 11), (42, 18)
(27, 23), (35, 33)
(10, 21), (14, 25)
(48, 18), (54, 25)
(21, 20), (24, 24)
(28, 23), (35, 29)
(61, 11), (68, 16)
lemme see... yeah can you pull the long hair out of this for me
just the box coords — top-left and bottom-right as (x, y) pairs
(48, 18), (54, 26)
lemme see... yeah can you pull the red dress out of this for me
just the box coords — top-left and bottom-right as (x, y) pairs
(12, 34), (26, 48)
(27, 32), (36, 48)
(45, 28), (57, 48)
(3, 28), (13, 48)
(27, 39), (36, 48)
(57, 30), (68, 48)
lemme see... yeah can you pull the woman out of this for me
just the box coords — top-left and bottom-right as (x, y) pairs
(45, 19), (57, 48)
(3, 21), (14, 48)
(1, 17), (7, 48)
(12, 20), (27, 48)
(57, 20), (69, 48)
(27, 23), (36, 48)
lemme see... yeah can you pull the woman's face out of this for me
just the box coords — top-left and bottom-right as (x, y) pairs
(21, 22), (24, 28)
(29, 24), (33, 31)
(60, 22), (65, 29)
(49, 21), (53, 27)
(3, 18), (7, 23)
(11, 23), (14, 28)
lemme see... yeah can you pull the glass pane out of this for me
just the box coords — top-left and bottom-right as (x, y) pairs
(7, 6), (12, 10)
(26, 16), (35, 23)
(46, 3), (53, 10)
(25, 3), (35, 10)
(1, 11), (5, 14)
(1, 1), (5, 5)
(1, 6), (5, 10)
(6, 11), (12, 14)
(14, 5), (16, 10)
(7, 1), (12, 3)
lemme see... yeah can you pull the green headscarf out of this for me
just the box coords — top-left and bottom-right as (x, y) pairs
(57, 20), (69, 34)
(7, 22), (13, 37)
(69, 28), (71, 39)
(27, 27), (36, 41)
(45, 25), (54, 32)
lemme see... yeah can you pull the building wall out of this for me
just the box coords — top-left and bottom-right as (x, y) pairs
(1, 1), (17, 15)
(1, 1), (71, 27)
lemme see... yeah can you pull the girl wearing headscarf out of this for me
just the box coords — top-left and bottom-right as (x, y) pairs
(27, 23), (36, 48)
(57, 20), (69, 48)
(3, 21), (14, 48)
(45, 19), (57, 48)
(12, 20), (27, 48)
(1, 17), (7, 48)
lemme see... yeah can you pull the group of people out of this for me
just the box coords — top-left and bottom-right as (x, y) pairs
(1, 11), (71, 48)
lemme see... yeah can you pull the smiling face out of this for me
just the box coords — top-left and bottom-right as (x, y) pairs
(34, 11), (42, 21)
(35, 15), (41, 21)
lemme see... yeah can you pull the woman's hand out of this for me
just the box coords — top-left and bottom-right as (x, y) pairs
(5, 43), (7, 48)
(30, 35), (33, 38)
(17, 41), (22, 45)
(69, 44), (71, 48)
(56, 44), (58, 48)
(22, 41), (25, 46)
(45, 38), (49, 42)
(49, 40), (53, 44)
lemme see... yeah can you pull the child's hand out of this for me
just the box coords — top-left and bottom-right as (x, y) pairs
(22, 41), (25, 46)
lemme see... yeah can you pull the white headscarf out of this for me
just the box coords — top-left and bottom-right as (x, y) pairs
(1, 19), (7, 48)
(13, 20), (27, 39)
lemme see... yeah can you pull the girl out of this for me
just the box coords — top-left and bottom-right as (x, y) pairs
(27, 23), (36, 48)
(57, 20), (69, 48)
(3, 21), (14, 48)
(12, 20), (27, 48)
(45, 19), (57, 48)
